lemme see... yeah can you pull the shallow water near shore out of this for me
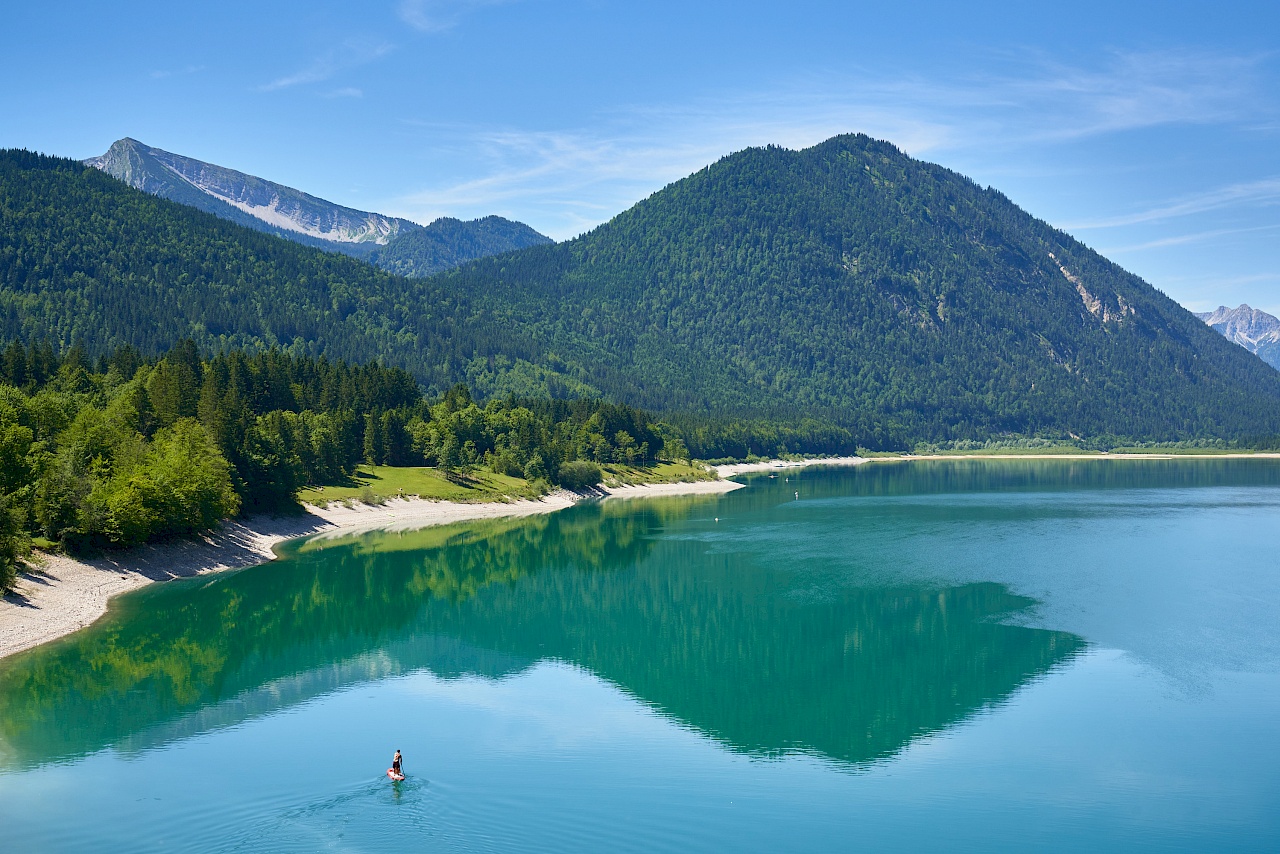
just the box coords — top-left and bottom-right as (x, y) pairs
(2, 458), (1280, 852)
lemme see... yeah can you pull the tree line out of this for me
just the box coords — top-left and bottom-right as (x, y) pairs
(0, 340), (692, 589)
(7, 146), (1280, 449)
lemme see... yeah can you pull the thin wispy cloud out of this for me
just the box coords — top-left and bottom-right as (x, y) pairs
(1100, 223), (1280, 254)
(260, 41), (393, 92)
(398, 0), (514, 33)
(383, 49), (1271, 240)
(326, 87), (364, 99)
(1067, 177), (1280, 230)
(997, 51), (1260, 142)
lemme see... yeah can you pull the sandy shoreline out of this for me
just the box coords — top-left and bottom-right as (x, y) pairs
(715, 456), (868, 477)
(0, 479), (742, 662)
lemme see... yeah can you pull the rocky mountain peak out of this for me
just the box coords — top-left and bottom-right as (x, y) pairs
(1196, 304), (1280, 370)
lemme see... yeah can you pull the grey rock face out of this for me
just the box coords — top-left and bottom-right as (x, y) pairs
(86, 138), (418, 251)
(85, 138), (553, 272)
(1196, 304), (1280, 370)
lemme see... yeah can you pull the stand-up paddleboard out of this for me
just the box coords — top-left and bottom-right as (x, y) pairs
(388, 768), (405, 781)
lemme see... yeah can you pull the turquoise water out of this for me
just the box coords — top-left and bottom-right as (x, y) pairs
(2, 459), (1279, 851)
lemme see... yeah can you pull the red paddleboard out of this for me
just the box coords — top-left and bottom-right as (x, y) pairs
(388, 769), (405, 781)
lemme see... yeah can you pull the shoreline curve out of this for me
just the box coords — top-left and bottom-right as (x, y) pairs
(0, 479), (743, 662)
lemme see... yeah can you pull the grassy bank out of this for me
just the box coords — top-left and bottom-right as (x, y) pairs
(599, 461), (718, 486)
(299, 460), (716, 507)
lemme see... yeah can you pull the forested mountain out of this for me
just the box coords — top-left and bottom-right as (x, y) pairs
(0, 149), (575, 399)
(1196, 304), (1280, 369)
(437, 134), (1280, 443)
(85, 138), (551, 270)
(371, 215), (552, 277)
(6, 139), (1280, 447)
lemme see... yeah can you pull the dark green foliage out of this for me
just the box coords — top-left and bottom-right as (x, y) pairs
(436, 135), (1280, 443)
(665, 415), (861, 460)
(4, 139), (1280, 452)
(0, 341), (429, 554)
(371, 216), (553, 278)
(406, 389), (667, 481)
(0, 492), (26, 591)
(556, 460), (603, 489)
(0, 149), (538, 396)
(0, 339), (679, 577)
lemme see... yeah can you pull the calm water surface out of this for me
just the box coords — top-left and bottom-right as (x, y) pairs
(2, 459), (1279, 851)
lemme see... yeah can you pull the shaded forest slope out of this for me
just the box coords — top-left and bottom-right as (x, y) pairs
(0, 149), (568, 398)
(439, 134), (1280, 441)
(4, 140), (1280, 444)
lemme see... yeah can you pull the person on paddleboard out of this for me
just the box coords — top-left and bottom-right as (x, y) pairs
(392, 750), (403, 778)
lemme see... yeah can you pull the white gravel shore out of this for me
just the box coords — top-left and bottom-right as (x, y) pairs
(714, 456), (868, 477)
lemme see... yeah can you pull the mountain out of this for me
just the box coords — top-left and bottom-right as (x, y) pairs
(85, 137), (417, 255)
(371, 215), (552, 278)
(5, 139), (1280, 446)
(0, 148), (537, 396)
(437, 134), (1280, 442)
(1196, 304), (1280, 370)
(84, 138), (551, 272)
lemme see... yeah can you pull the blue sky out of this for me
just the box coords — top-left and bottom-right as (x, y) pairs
(4, 1), (1279, 314)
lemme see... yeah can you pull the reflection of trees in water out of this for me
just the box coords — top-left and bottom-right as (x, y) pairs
(0, 500), (672, 765)
(0, 490), (1082, 769)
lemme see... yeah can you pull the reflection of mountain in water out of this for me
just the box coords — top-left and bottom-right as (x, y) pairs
(437, 565), (1080, 765)
(0, 487), (1083, 769)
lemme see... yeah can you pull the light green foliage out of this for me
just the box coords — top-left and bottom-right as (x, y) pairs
(557, 460), (603, 489)
(0, 339), (419, 559)
(301, 464), (538, 505)
(599, 461), (716, 486)
(659, 435), (690, 463)
(0, 339), (689, 574)
(42, 417), (238, 549)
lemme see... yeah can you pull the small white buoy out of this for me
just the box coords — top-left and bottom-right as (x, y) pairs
(714, 517), (719, 522)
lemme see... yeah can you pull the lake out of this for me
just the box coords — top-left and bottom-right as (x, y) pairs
(2, 459), (1279, 852)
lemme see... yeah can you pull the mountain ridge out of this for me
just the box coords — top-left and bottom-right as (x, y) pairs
(1196, 304), (1280, 370)
(5, 138), (1280, 445)
(85, 138), (418, 252)
(84, 137), (552, 271)
(371, 215), (554, 278)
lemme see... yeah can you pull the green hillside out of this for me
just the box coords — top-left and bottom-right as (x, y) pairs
(0, 149), (563, 398)
(439, 134), (1280, 442)
(3, 139), (1280, 447)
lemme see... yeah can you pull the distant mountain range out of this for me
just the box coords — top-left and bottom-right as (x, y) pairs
(6, 136), (1280, 445)
(371, 215), (552, 278)
(85, 137), (550, 272)
(1196, 305), (1280, 370)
